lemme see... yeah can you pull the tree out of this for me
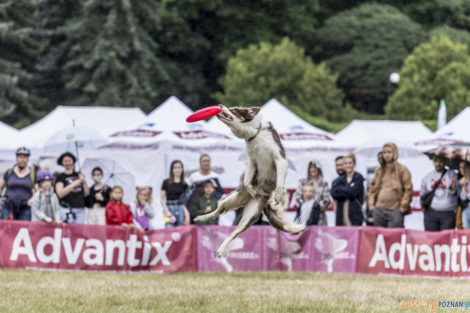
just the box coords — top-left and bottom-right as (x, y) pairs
(31, 0), (81, 112)
(0, 0), (42, 124)
(313, 3), (427, 114)
(404, 0), (470, 30)
(156, 0), (321, 109)
(60, 0), (170, 112)
(430, 24), (470, 47)
(216, 38), (351, 122)
(385, 36), (469, 120)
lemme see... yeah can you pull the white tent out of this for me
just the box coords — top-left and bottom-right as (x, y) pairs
(18, 106), (147, 148)
(415, 106), (470, 151)
(336, 120), (432, 146)
(434, 106), (470, 140)
(143, 96), (209, 132)
(0, 121), (20, 150)
(0, 122), (22, 172)
(260, 99), (334, 139)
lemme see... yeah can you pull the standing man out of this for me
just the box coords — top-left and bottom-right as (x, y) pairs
(188, 154), (220, 186)
(187, 154), (224, 221)
(369, 143), (413, 228)
(331, 156), (345, 213)
(420, 155), (458, 231)
(335, 156), (345, 176)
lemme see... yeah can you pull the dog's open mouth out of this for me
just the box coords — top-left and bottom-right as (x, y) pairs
(218, 110), (233, 121)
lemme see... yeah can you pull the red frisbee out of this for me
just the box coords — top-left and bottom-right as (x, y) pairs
(186, 106), (222, 123)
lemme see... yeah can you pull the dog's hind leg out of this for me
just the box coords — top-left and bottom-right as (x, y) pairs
(194, 189), (250, 223)
(216, 198), (260, 257)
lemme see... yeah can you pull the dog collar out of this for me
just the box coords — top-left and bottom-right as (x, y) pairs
(247, 122), (264, 142)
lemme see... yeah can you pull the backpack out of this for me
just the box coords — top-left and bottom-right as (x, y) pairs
(5, 167), (36, 185)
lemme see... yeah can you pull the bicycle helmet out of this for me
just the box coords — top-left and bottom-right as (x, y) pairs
(16, 146), (31, 156)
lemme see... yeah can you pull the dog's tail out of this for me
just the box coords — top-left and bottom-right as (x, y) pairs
(262, 202), (306, 234)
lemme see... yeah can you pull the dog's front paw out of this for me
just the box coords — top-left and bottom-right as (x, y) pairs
(245, 184), (258, 198)
(274, 187), (284, 205)
(194, 215), (206, 223)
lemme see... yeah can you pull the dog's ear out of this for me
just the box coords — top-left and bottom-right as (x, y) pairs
(248, 107), (260, 116)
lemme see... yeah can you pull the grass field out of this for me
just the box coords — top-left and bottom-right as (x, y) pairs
(1, 270), (469, 313)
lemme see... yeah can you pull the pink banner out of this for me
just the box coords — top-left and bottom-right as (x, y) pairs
(196, 226), (267, 272)
(358, 226), (470, 277)
(0, 220), (197, 273)
(196, 226), (359, 273)
(264, 226), (359, 272)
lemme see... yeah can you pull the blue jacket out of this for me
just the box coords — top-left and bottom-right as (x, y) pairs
(331, 172), (364, 226)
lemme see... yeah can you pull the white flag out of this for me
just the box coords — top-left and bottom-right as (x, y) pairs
(437, 99), (446, 130)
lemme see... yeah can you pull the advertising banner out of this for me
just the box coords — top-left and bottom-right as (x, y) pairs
(0, 221), (197, 273)
(358, 227), (470, 277)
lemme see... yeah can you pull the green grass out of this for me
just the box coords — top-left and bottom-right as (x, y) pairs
(1, 270), (469, 312)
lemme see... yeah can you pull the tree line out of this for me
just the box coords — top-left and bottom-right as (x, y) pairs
(2, 0), (470, 129)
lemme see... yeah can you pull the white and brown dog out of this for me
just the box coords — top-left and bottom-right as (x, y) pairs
(194, 105), (305, 257)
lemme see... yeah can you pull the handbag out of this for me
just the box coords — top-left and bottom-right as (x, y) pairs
(420, 170), (446, 210)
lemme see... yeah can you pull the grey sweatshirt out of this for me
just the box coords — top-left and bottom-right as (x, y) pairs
(420, 169), (458, 211)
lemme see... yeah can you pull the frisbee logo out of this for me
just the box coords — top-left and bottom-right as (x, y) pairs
(200, 230), (259, 273)
(314, 230), (355, 273)
(9, 228), (174, 267)
(267, 236), (307, 272)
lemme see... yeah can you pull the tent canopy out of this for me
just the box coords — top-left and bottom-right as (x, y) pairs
(19, 106), (147, 148)
(434, 106), (470, 140)
(414, 107), (470, 150)
(336, 120), (432, 146)
(144, 96), (203, 131)
(0, 121), (20, 150)
(260, 99), (333, 137)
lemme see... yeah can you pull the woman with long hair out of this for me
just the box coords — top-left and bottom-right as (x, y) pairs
(160, 160), (190, 228)
(293, 160), (330, 225)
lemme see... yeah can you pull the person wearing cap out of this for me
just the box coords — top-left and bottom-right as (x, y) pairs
(0, 147), (37, 220)
(420, 155), (458, 231)
(32, 170), (61, 224)
(293, 160), (330, 225)
(55, 152), (90, 224)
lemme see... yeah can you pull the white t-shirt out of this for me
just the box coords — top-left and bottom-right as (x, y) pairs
(188, 171), (220, 186)
(299, 199), (315, 225)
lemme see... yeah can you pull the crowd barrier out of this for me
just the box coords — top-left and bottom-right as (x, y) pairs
(1, 220), (469, 277)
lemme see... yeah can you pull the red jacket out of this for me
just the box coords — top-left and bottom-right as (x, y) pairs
(106, 201), (133, 226)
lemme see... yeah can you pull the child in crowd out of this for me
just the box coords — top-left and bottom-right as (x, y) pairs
(32, 170), (61, 224)
(295, 183), (320, 226)
(190, 180), (219, 225)
(130, 187), (154, 231)
(105, 186), (134, 229)
(86, 166), (110, 225)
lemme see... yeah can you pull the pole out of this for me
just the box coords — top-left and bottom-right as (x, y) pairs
(72, 119), (81, 172)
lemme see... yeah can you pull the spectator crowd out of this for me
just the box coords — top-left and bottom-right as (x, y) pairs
(2, 143), (470, 231)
